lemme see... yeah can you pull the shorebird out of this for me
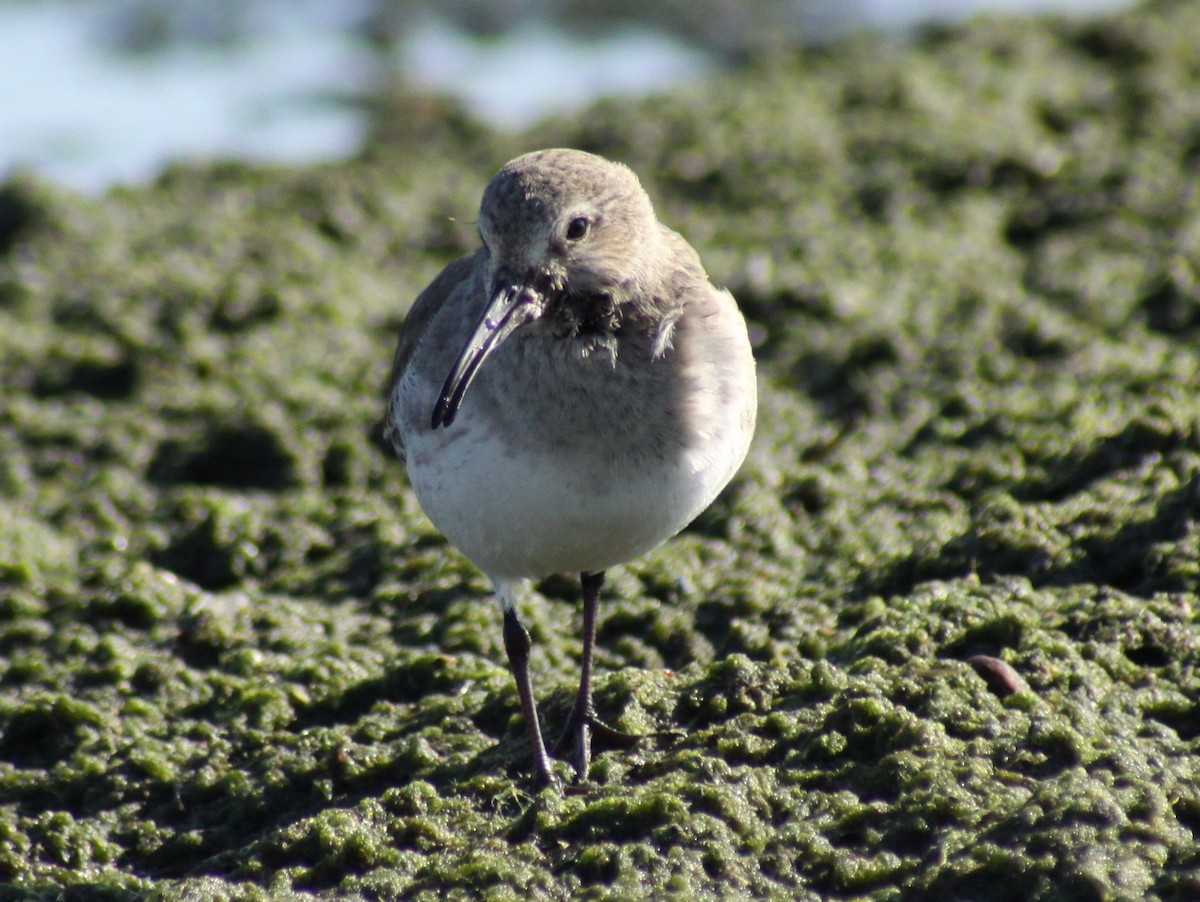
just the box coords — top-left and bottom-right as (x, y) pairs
(384, 148), (756, 786)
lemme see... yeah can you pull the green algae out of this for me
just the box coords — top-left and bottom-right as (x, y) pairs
(3, 1), (1200, 898)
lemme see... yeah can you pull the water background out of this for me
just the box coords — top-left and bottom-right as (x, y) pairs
(0, 0), (1134, 193)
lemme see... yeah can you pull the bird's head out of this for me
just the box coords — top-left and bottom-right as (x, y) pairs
(432, 148), (663, 428)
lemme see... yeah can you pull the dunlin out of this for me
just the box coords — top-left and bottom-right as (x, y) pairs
(385, 148), (757, 786)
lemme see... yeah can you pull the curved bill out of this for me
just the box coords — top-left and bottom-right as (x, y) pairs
(431, 278), (544, 429)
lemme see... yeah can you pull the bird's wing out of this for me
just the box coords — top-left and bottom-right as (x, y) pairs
(386, 249), (483, 398)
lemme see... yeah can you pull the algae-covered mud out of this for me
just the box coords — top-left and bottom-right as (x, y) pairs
(3, 1), (1200, 898)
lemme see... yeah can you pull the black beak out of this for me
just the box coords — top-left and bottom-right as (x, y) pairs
(431, 277), (544, 429)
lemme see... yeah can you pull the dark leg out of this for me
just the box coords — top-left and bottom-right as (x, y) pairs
(503, 606), (555, 788)
(553, 570), (640, 782)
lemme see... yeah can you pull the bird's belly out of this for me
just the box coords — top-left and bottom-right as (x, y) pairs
(404, 422), (725, 580)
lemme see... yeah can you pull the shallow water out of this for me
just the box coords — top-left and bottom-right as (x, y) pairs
(0, 0), (1133, 192)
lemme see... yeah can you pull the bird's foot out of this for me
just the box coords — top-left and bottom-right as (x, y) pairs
(552, 703), (641, 784)
(530, 761), (558, 792)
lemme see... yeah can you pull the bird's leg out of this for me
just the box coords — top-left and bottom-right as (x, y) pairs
(502, 605), (555, 788)
(553, 570), (640, 782)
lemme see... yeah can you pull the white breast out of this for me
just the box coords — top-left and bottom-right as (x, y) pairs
(402, 404), (743, 580)
(392, 284), (757, 582)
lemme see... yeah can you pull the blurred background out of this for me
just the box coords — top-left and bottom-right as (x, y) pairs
(1, 0), (1134, 193)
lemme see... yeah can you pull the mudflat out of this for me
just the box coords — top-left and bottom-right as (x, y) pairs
(1, 1), (1199, 898)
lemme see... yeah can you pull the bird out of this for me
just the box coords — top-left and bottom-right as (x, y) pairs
(384, 148), (756, 787)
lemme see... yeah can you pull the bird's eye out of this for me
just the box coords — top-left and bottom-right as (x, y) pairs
(565, 217), (590, 241)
